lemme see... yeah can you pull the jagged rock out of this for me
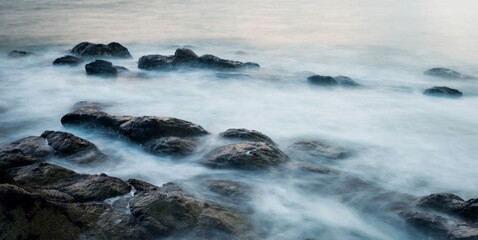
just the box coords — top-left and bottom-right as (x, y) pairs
(335, 76), (360, 87)
(0, 184), (81, 239)
(417, 193), (478, 223)
(128, 181), (251, 239)
(423, 86), (463, 97)
(424, 68), (476, 80)
(53, 55), (83, 65)
(119, 116), (209, 143)
(85, 60), (118, 76)
(203, 142), (290, 170)
(7, 162), (130, 202)
(138, 48), (260, 71)
(307, 75), (338, 86)
(71, 42), (132, 58)
(142, 137), (197, 157)
(219, 128), (275, 145)
(7, 50), (37, 58)
(288, 140), (352, 160)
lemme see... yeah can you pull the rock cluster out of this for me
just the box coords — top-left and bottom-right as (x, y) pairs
(71, 42), (132, 59)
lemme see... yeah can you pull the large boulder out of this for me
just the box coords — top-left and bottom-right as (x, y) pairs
(143, 137), (197, 157)
(85, 60), (120, 76)
(138, 48), (260, 71)
(203, 142), (290, 170)
(219, 128), (275, 145)
(61, 108), (134, 132)
(128, 181), (251, 239)
(71, 42), (132, 59)
(119, 116), (209, 143)
(53, 55), (83, 65)
(7, 50), (37, 58)
(423, 86), (463, 98)
(424, 68), (476, 80)
(287, 139), (352, 160)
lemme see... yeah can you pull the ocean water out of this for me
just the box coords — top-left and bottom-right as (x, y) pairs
(1, 0), (478, 239)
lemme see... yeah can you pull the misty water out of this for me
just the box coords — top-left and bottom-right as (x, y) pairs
(1, 0), (478, 239)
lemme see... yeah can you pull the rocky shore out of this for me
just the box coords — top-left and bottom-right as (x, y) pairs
(2, 42), (477, 239)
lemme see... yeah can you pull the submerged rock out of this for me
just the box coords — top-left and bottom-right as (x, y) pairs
(142, 137), (197, 157)
(307, 75), (338, 86)
(335, 76), (360, 87)
(7, 50), (37, 58)
(423, 86), (463, 98)
(138, 48), (260, 71)
(220, 128), (275, 145)
(72, 101), (105, 111)
(71, 42), (132, 58)
(288, 140), (352, 160)
(416, 193), (478, 223)
(206, 179), (253, 201)
(128, 181), (251, 239)
(85, 60), (119, 76)
(203, 142), (290, 170)
(53, 55), (83, 65)
(424, 68), (476, 80)
(61, 108), (135, 132)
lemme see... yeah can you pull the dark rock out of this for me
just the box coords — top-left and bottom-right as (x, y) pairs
(203, 142), (290, 170)
(53, 55), (83, 65)
(0, 136), (55, 158)
(461, 198), (478, 223)
(0, 168), (15, 184)
(61, 108), (134, 132)
(114, 65), (129, 72)
(288, 140), (352, 160)
(85, 60), (118, 76)
(138, 48), (260, 71)
(424, 68), (476, 80)
(0, 184), (81, 239)
(335, 76), (360, 87)
(7, 50), (36, 58)
(220, 128), (275, 145)
(127, 178), (160, 192)
(8, 162), (130, 202)
(143, 137), (197, 157)
(424, 86), (463, 97)
(138, 54), (175, 70)
(416, 193), (465, 216)
(119, 116), (209, 143)
(129, 182), (251, 239)
(72, 101), (105, 111)
(71, 42), (132, 59)
(0, 152), (44, 169)
(206, 180), (252, 201)
(307, 75), (338, 86)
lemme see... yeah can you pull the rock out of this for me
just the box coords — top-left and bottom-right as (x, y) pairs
(85, 60), (118, 76)
(424, 68), (476, 80)
(7, 50), (36, 58)
(71, 42), (132, 58)
(0, 136), (55, 158)
(423, 86), (463, 97)
(335, 76), (360, 87)
(61, 108), (134, 132)
(8, 162), (130, 202)
(72, 101), (105, 111)
(0, 184), (81, 239)
(307, 75), (338, 86)
(219, 128), (275, 145)
(143, 137), (197, 157)
(129, 181), (251, 239)
(119, 116), (209, 143)
(114, 65), (129, 72)
(203, 142), (290, 170)
(138, 48), (260, 71)
(288, 140), (352, 160)
(53, 55), (83, 65)
(0, 168), (15, 184)
(416, 193), (478, 223)
(0, 152), (44, 169)
(460, 198), (478, 223)
(205, 180), (252, 201)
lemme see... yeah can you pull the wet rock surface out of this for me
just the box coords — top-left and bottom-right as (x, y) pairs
(143, 137), (197, 157)
(138, 48), (260, 71)
(205, 179), (253, 202)
(85, 60), (121, 76)
(424, 67), (476, 80)
(204, 142), (290, 170)
(220, 128), (276, 145)
(335, 76), (360, 87)
(424, 86), (463, 97)
(288, 139), (352, 160)
(71, 42), (132, 59)
(307, 75), (338, 86)
(53, 55), (83, 65)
